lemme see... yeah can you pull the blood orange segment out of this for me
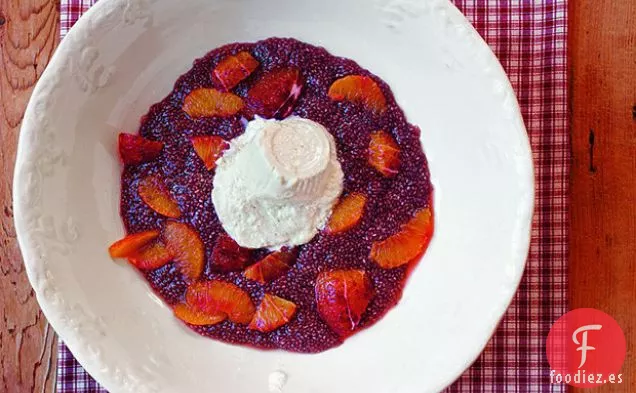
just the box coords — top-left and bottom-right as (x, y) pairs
(328, 75), (387, 114)
(128, 242), (173, 270)
(370, 207), (434, 269)
(368, 130), (400, 177)
(212, 51), (259, 90)
(191, 136), (229, 170)
(247, 68), (303, 119)
(108, 230), (160, 258)
(182, 88), (245, 118)
(174, 303), (226, 326)
(249, 294), (297, 333)
(163, 221), (205, 281)
(211, 234), (252, 273)
(243, 249), (297, 284)
(118, 133), (164, 165)
(326, 193), (367, 234)
(138, 175), (182, 218)
(315, 269), (374, 337)
(186, 280), (256, 324)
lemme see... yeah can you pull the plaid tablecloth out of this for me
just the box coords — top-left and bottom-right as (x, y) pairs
(57, 1), (569, 391)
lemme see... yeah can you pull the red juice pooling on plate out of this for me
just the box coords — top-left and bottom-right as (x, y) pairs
(111, 37), (434, 353)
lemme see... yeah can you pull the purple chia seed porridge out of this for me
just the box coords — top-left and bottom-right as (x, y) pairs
(118, 37), (433, 353)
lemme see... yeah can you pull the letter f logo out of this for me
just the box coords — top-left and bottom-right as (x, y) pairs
(572, 324), (602, 368)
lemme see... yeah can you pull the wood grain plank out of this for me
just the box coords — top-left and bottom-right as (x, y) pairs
(0, 1), (60, 392)
(570, 0), (636, 392)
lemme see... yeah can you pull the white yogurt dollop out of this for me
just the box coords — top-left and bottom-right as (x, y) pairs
(212, 116), (344, 249)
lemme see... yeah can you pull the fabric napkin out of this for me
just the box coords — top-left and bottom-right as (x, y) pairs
(57, 1), (568, 392)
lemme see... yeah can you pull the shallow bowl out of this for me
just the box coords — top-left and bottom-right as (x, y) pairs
(14, 0), (533, 392)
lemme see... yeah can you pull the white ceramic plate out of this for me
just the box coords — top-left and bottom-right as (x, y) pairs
(14, 0), (533, 392)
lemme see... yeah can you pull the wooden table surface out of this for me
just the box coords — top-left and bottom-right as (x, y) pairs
(569, 1), (636, 392)
(0, 1), (634, 392)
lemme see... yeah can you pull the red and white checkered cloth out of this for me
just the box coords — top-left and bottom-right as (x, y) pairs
(57, 1), (568, 391)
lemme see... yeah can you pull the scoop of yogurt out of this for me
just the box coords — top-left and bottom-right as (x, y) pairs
(212, 116), (344, 249)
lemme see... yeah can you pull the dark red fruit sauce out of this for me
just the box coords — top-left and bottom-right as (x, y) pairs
(120, 37), (433, 353)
